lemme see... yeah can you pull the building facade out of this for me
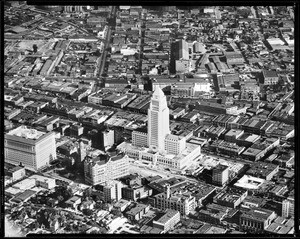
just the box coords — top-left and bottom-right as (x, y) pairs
(212, 164), (229, 186)
(153, 209), (180, 232)
(282, 197), (294, 218)
(148, 87), (170, 152)
(118, 87), (201, 170)
(240, 208), (277, 233)
(84, 154), (129, 185)
(101, 129), (114, 150)
(151, 185), (197, 216)
(5, 125), (56, 171)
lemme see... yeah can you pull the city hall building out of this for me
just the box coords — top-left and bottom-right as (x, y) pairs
(117, 87), (201, 170)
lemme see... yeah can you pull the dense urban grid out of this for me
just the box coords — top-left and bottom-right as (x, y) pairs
(4, 3), (295, 236)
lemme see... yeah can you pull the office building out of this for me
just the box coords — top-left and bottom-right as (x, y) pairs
(101, 129), (114, 150)
(5, 125), (56, 171)
(282, 197), (294, 218)
(84, 154), (129, 185)
(212, 164), (229, 186)
(101, 180), (123, 203)
(176, 39), (189, 60)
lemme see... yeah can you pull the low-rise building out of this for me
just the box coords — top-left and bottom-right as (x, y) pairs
(5, 164), (26, 183)
(113, 199), (131, 212)
(213, 187), (248, 208)
(246, 162), (279, 181)
(29, 174), (56, 189)
(65, 195), (82, 209)
(153, 209), (180, 233)
(239, 208), (277, 233)
(265, 216), (294, 234)
(126, 203), (150, 221)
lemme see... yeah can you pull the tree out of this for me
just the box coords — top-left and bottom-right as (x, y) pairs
(33, 44), (38, 53)
(82, 209), (93, 216)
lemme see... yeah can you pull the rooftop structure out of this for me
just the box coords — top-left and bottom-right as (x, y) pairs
(5, 125), (56, 170)
(7, 125), (45, 140)
(234, 175), (265, 190)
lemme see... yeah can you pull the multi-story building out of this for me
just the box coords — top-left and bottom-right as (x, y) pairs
(118, 87), (201, 170)
(239, 208), (277, 233)
(126, 203), (150, 221)
(246, 162), (279, 181)
(153, 209), (180, 233)
(282, 196), (294, 218)
(148, 87), (170, 152)
(5, 164), (26, 182)
(151, 185), (197, 216)
(84, 154), (129, 185)
(164, 134), (186, 155)
(175, 39), (189, 60)
(101, 180), (123, 203)
(5, 125), (56, 171)
(213, 187), (248, 208)
(132, 129), (148, 147)
(122, 185), (153, 201)
(212, 164), (229, 187)
(262, 70), (279, 85)
(64, 6), (83, 12)
(101, 129), (114, 150)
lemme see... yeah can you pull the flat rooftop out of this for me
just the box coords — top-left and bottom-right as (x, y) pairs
(154, 209), (179, 224)
(7, 125), (45, 140)
(234, 175), (265, 190)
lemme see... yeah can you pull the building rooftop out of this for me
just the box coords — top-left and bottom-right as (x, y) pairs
(205, 225), (227, 234)
(214, 187), (247, 204)
(234, 175), (265, 190)
(225, 129), (244, 137)
(263, 70), (278, 78)
(7, 125), (45, 140)
(241, 208), (275, 221)
(13, 189), (36, 202)
(153, 209), (179, 224)
(213, 164), (228, 172)
(246, 162), (279, 179)
(126, 203), (148, 216)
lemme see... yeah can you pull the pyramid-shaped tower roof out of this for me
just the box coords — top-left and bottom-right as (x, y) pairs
(153, 87), (165, 98)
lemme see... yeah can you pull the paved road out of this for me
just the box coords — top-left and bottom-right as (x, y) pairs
(129, 160), (199, 184)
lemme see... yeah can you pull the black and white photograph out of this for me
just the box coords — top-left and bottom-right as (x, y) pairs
(2, 2), (297, 237)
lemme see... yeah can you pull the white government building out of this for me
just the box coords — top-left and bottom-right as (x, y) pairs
(5, 125), (57, 171)
(117, 87), (201, 170)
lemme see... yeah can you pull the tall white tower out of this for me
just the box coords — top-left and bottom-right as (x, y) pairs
(148, 87), (170, 152)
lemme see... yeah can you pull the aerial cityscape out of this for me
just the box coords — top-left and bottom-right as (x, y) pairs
(3, 2), (296, 236)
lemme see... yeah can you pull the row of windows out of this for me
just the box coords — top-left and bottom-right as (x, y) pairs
(6, 140), (33, 152)
(241, 219), (262, 229)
